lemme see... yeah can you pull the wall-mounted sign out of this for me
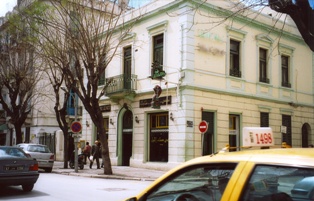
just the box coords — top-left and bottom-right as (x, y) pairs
(139, 96), (171, 108)
(100, 104), (111, 112)
(187, 121), (193, 128)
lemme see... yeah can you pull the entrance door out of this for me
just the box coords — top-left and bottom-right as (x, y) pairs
(122, 110), (133, 166)
(202, 112), (214, 155)
(301, 123), (310, 147)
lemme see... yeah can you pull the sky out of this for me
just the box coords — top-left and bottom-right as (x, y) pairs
(0, 0), (16, 17)
(0, 0), (150, 17)
(0, 0), (313, 18)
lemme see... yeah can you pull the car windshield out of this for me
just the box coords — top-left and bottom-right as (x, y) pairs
(147, 163), (236, 201)
(27, 145), (50, 153)
(0, 147), (28, 158)
(241, 165), (314, 201)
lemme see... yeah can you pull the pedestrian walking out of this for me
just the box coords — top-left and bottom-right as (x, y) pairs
(82, 142), (91, 164)
(90, 141), (101, 169)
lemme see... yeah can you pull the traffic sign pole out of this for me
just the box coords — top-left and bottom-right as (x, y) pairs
(71, 121), (82, 173)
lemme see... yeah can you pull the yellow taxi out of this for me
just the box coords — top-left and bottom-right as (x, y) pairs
(125, 128), (314, 201)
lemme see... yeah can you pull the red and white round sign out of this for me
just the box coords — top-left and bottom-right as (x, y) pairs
(199, 121), (208, 133)
(71, 121), (82, 133)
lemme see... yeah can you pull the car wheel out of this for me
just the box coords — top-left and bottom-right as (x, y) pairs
(44, 167), (52, 173)
(22, 184), (34, 192)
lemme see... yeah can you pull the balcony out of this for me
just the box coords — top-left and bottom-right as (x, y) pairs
(282, 82), (291, 88)
(105, 74), (137, 99)
(230, 69), (241, 78)
(259, 77), (270, 84)
(66, 106), (83, 117)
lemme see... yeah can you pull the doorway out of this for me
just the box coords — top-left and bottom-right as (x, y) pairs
(301, 123), (311, 147)
(122, 110), (133, 166)
(202, 112), (215, 155)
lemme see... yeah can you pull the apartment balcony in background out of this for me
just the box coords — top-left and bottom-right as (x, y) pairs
(105, 74), (137, 99)
(66, 106), (83, 117)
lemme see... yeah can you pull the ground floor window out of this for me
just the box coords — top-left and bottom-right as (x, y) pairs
(282, 115), (292, 146)
(260, 112), (269, 127)
(149, 112), (168, 162)
(229, 114), (240, 151)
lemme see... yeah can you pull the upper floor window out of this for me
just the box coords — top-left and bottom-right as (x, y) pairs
(69, 11), (79, 38)
(281, 55), (291, 88)
(123, 46), (132, 89)
(98, 71), (105, 86)
(230, 40), (241, 78)
(153, 34), (163, 66)
(259, 48), (269, 83)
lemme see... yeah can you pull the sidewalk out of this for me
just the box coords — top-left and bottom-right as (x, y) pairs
(52, 161), (166, 181)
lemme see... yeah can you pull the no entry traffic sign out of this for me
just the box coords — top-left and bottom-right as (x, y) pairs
(71, 121), (82, 133)
(199, 121), (208, 133)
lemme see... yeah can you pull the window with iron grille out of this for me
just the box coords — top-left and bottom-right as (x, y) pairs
(230, 40), (241, 77)
(259, 48), (269, 83)
(281, 55), (291, 88)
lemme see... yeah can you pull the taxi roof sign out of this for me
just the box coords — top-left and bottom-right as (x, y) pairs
(243, 127), (274, 147)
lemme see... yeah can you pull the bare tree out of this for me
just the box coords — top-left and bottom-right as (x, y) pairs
(0, 13), (46, 145)
(25, 0), (140, 174)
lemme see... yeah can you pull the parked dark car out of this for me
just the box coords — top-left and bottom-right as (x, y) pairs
(0, 146), (39, 192)
(17, 143), (54, 173)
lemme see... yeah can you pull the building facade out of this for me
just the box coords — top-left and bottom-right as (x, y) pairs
(89, 0), (314, 170)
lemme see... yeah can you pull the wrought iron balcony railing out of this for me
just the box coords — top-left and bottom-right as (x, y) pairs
(282, 82), (291, 88)
(66, 106), (83, 116)
(259, 77), (270, 84)
(105, 74), (137, 96)
(229, 68), (242, 78)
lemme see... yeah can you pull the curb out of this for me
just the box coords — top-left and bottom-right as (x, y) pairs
(51, 169), (159, 181)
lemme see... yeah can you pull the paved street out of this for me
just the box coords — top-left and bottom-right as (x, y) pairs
(0, 173), (153, 201)
(0, 162), (167, 201)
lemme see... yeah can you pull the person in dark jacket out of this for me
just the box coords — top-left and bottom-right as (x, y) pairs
(90, 141), (101, 169)
(83, 142), (91, 165)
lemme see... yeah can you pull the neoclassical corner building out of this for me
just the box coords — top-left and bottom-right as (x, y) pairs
(1, 0), (313, 170)
(84, 0), (314, 170)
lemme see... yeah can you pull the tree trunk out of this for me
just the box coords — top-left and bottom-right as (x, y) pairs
(63, 132), (69, 168)
(95, 116), (113, 175)
(15, 124), (23, 144)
